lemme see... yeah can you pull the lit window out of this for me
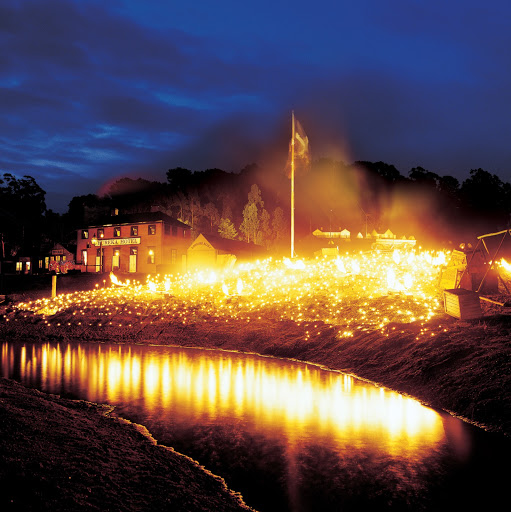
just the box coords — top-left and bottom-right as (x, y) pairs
(16, 262), (22, 272)
(112, 249), (120, 269)
(82, 250), (87, 266)
(148, 225), (156, 235)
(131, 226), (138, 236)
(147, 248), (155, 264)
(81, 230), (89, 239)
(97, 229), (104, 238)
(114, 227), (121, 237)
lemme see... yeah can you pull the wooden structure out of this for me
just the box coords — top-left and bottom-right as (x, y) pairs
(443, 288), (482, 320)
(457, 229), (511, 294)
(438, 248), (498, 293)
(442, 229), (511, 318)
(187, 234), (267, 270)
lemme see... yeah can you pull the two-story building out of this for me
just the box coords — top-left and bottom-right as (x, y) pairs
(76, 212), (190, 274)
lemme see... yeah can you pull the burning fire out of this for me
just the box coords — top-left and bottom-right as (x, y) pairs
(500, 258), (511, 272)
(12, 249), (448, 341)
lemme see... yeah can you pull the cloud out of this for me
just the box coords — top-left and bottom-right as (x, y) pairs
(1, 0), (511, 213)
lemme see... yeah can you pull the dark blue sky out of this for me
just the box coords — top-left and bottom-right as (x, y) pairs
(2, 0), (511, 212)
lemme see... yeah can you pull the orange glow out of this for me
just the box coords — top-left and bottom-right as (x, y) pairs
(3, 342), (446, 457)
(12, 249), (448, 340)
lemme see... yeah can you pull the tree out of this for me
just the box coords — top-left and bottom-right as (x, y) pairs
(239, 184), (266, 244)
(171, 191), (188, 222)
(271, 207), (286, 247)
(247, 184), (264, 208)
(187, 191), (202, 235)
(166, 167), (193, 194)
(0, 174), (47, 257)
(202, 202), (220, 233)
(218, 218), (238, 240)
(239, 202), (259, 243)
(408, 166), (439, 188)
(257, 208), (271, 247)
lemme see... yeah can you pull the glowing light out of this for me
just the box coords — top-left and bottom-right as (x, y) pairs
(500, 258), (511, 272)
(11, 248), (446, 342)
(110, 272), (129, 287)
(284, 257), (305, 270)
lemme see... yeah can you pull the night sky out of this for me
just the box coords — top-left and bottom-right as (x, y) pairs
(2, 0), (511, 212)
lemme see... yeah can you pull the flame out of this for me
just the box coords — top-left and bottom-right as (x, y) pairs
(110, 272), (129, 287)
(334, 257), (346, 273)
(350, 260), (361, 274)
(500, 258), (511, 272)
(284, 258), (306, 270)
(387, 268), (396, 289)
(392, 249), (401, 265)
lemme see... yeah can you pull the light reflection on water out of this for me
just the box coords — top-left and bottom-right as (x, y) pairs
(1, 341), (507, 511)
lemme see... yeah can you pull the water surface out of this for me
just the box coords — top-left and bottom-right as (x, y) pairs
(1, 341), (509, 511)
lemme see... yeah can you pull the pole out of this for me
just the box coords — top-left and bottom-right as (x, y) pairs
(291, 110), (295, 258)
(51, 275), (57, 298)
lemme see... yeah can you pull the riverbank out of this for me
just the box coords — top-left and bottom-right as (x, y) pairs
(1, 291), (510, 435)
(0, 377), (253, 511)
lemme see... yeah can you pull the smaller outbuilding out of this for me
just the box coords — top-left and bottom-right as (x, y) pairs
(187, 234), (267, 270)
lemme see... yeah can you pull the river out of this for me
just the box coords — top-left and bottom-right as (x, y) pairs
(1, 341), (509, 511)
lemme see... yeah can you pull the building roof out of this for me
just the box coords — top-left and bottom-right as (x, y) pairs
(87, 212), (190, 229)
(189, 233), (267, 256)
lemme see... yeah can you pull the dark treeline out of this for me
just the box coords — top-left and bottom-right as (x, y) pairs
(1, 161), (510, 260)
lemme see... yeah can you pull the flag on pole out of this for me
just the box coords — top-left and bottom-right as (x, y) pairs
(285, 117), (311, 178)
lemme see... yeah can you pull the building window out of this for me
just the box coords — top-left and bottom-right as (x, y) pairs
(97, 228), (104, 238)
(171, 249), (177, 264)
(81, 230), (89, 239)
(112, 249), (120, 269)
(16, 262), (22, 272)
(45, 257), (49, 269)
(147, 247), (155, 264)
(172, 226), (178, 236)
(82, 250), (87, 266)
(148, 225), (156, 235)
(131, 226), (138, 236)
(114, 226), (121, 237)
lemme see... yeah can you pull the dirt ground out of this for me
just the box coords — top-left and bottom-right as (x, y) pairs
(0, 378), (254, 511)
(0, 272), (510, 511)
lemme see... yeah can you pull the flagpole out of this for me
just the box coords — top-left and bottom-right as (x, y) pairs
(291, 110), (295, 258)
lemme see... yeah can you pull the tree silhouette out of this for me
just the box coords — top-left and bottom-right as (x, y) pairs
(218, 218), (238, 240)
